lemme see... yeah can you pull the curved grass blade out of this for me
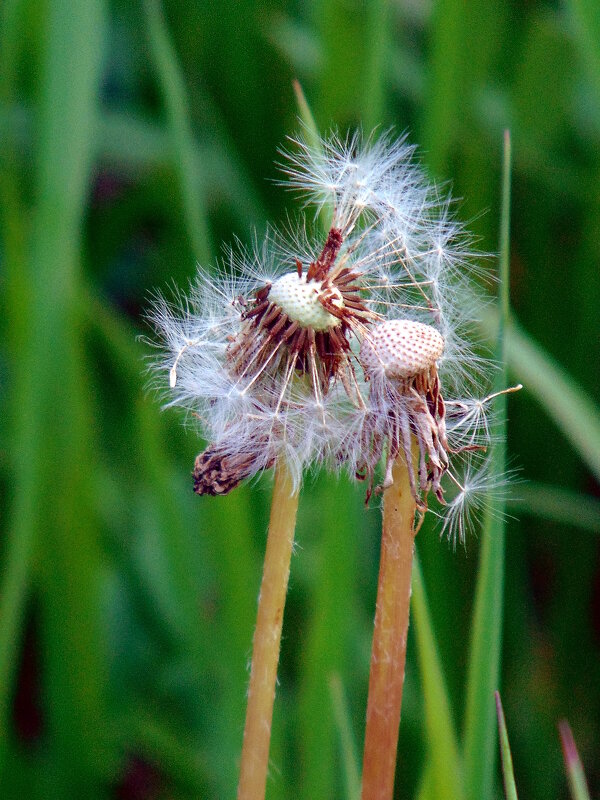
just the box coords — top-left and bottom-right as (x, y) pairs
(143, 0), (211, 263)
(293, 79), (321, 150)
(508, 483), (600, 534)
(504, 317), (600, 483)
(463, 131), (512, 800)
(293, 79), (332, 233)
(476, 309), (600, 484)
(495, 692), (519, 800)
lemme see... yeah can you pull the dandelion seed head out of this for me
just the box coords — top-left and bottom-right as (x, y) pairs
(148, 128), (511, 518)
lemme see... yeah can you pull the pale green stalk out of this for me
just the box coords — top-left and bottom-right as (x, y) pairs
(495, 692), (519, 800)
(412, 553), (464, 800)
(329, 674), (360, 800)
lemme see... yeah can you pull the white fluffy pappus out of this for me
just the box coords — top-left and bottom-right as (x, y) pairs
(434, 455), (519, 548)
(148, 129), (515, 540)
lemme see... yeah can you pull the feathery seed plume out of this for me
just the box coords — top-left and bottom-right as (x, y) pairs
(149, 130), (514, 543)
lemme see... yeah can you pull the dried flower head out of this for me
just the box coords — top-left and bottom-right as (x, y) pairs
(355, 318), (519, 537)
(358, 319), (449, 503)
(149, 129), (516, 542)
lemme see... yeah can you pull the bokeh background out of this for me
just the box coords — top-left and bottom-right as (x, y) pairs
(1, 1), (599, 798)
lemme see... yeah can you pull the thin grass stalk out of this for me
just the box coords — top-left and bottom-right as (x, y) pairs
(237, 459), (300, 800)
(559, 721), (592, 800)
(495, 692), (519, 800)
(329, 674), (361, 800)
(361, 452), (418, 800)
(411, 553), (464, 800)
(463, 130), (512, 800)
(143, 0), (211, 264)
(0, 0), (29, 774)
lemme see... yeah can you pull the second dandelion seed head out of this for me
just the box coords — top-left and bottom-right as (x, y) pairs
(357, 319), (452, 510)
(360, 319), (445, 381)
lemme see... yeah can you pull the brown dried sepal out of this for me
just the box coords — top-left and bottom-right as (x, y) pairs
(306, 227), (343, 281)
(193, 443), (274, 496)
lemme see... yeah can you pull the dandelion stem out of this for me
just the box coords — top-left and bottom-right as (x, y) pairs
(361, 452), (418, 800)
(237, 459), (299, 800)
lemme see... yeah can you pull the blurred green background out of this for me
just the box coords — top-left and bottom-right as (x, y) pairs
(1, 0), (599, 798)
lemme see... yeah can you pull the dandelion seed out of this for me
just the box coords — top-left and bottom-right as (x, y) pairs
(445, 384), (522, 449)
(436, 457), (518, 547)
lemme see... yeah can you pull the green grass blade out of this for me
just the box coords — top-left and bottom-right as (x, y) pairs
(508, 483), (600, 534)
(0, 0), (110, 791)
(297, 477), (360, 800)
(568, 0), (600, 98)
(559, 721), (592, 800)
(412, 553), (464, 800)
(143, 0), (211, 263)
(293, 79), (332, 232)
(463, 131), (512, 800)
(415, 766), (435, 800)
(476, 312), (600, 485)
(421, 0), (467, 177)
(0, 0), (29, 759)
(293, 79), (321, 149)
(504, 317), (600, 483)
(495, 692), (519, 800)
(329, 674), (361, 800)
(313, 0), (390, 130)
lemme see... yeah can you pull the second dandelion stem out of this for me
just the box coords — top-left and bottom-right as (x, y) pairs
(361, 454), (418, 800)
(237, 459), (299, 800)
